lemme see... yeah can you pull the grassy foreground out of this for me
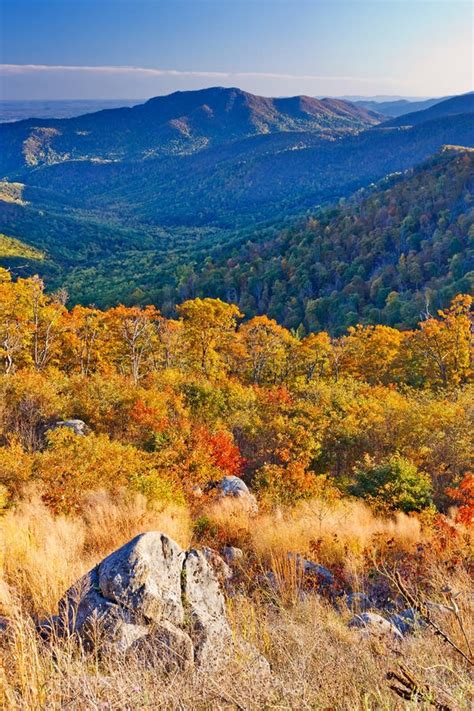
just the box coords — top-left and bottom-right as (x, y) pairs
(1, 493), (472, 710)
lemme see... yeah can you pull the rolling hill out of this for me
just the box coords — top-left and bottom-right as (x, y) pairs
(383, 92), (474, 127)
(354, 96), (446, 118)
(3, 107), (471, 229)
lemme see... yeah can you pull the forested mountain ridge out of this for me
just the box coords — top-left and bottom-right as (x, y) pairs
(0, 90), (473, 333)
(5, 146), (470, 334)
(382, 91), (474, 127)
(0, 87), (382, 174)
(354, 95), (447, 117)
(177, 146), (473, 332)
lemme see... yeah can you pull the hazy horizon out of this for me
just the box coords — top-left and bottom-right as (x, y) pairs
(0, 91), (441, 102)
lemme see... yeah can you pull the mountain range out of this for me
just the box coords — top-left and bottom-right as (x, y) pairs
(0, 88), (383, 172)
(0, 87), (473, 332)
(353, 96), (448, 117)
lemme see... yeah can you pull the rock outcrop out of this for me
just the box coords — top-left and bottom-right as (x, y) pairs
(48, 531), (267, 673)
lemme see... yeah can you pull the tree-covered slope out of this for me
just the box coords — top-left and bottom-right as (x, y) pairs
(0, 148), (472, 335)
(0, 233), (43, 260)
(383, 92), (474, 127)
(0, 87), (382, 174)
(185, 147), (473, 332)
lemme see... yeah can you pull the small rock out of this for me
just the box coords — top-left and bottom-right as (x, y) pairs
(260, 571), (278, 592)
(389, 608), (425, 636)
(218, 476), (258, 514)
(348, 612), (403, 639)
(288, 553), (334, 586)
(219, 476), (251, 497)
(0, 616), (10, 633)
(49, 419), (89, 436)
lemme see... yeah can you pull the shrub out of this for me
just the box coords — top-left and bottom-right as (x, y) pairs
(253, 462), (321, 508)
(350, 453), (433, 512)
(36, 429), (184, 512)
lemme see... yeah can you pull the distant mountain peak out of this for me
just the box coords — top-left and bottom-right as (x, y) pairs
(0, 86), (383, 172)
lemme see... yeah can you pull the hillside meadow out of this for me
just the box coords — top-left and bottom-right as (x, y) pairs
(0, 269), (473, 708)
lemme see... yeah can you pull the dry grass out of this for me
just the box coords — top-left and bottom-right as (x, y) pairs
(1, 494), (473, 710)
(1, 592), (472, 710)
(198, 496), (425, 570)
(0, 491), (191, 618)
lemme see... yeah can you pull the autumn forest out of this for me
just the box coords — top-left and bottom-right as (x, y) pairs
(0, 265), (471, 518)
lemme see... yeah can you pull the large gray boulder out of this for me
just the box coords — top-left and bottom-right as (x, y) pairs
(57, 566), (149, 652)
(49, 531), (265, 672)
(183, 549), (232, 667)
(97, 532), (184, 625)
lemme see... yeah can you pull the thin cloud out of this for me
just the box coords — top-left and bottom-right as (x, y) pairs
(0, 64), (394, 84)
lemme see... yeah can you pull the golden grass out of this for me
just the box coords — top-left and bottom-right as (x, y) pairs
(0, 493), (472, 710)
(0, 491), (191, 618)
(0, 497), (86, 616)
(1, 591), (472, 710)
(199, 496), (425, 568)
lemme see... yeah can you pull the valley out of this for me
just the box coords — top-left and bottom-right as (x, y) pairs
(0, 88), (472, 332)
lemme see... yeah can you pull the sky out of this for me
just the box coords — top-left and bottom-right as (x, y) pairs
(0, 0), (472, 101)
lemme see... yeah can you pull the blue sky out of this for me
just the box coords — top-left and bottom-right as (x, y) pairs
(0, 0), (472, 100)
